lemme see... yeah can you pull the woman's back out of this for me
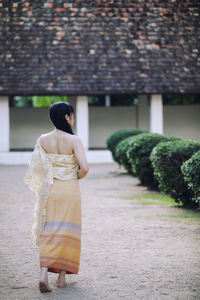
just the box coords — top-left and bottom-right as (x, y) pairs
(40, 130), (75, 155)
(39, 129), (89, 177)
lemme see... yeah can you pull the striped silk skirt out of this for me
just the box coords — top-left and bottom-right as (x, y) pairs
(39, 178), (82, 274)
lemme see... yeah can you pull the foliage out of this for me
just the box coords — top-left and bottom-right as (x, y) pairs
(32, 95), (68, 107)
(88, 96), (100, 105)
(110, 94), (138, 106)
(106, 129), (148, 163)
(14, 96), (33, 107)
(125, 133), (180, 188)
(163, 94), (199, 105)
(88, 94), (138, 106)
(32, 96), (51, 107)
(181, 150), (200, 205)
(14, 95), (68, 107)
(150, 140), (200, 208)
(115, 136), (137, 175)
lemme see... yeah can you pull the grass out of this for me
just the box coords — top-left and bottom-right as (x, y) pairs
(107, 193), (200, 223)
(139, 200), (169, 206)
(123, 193), (182, 207)
(167, 212), (200, 219)
(134, 212), (200, 223)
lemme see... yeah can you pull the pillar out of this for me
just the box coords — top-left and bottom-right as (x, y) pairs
(0, 96), (9, 152)
(105, 95), (111, 107)
(68, 95), (77, 131)
(150, 94), (163, 134)
(76, 95), (89, 150)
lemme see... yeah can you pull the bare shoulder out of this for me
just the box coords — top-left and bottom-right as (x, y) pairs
(39, 131), (55, 143)
(72, 135), (83, 145)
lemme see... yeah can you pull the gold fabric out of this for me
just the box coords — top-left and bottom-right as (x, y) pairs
(24, 136), (80, 247)
(39, 178), (82, 274)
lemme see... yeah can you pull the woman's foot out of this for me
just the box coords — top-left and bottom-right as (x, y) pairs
(39, 267), (52, 292)
(57, 270), (66, 288)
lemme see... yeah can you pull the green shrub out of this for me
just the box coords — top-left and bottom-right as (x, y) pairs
(106, 129), (147, 163)
(181, 150), (200, 205)
(115, 136), (136, 175)
(125, 133), (180, 187)
(150, 140), (200, 208)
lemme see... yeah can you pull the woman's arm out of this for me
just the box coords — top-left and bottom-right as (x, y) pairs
(73, 136), (89, 179)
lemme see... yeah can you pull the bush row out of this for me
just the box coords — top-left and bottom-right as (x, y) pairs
(181, 150), (200, 205)
(106, 129), (147, 163)
(106, 129), (200, 208)
(150, 140), (200, 208)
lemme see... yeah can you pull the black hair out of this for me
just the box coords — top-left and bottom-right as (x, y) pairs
(49, 101), (75, 134)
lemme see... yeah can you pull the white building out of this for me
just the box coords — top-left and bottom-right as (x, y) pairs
(0, 94), (200, 164)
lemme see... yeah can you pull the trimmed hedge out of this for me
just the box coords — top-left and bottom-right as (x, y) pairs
(181, 150), (200, 205)
(150, 140), (200, 207)
(115, 136), (136, 175)
(106, 129), (147, 163)
(125, 133), (180, 187)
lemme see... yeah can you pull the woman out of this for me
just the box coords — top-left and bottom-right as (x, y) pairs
(24, 101), (89, 292)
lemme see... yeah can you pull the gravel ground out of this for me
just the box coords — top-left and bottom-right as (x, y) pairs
(0, 163), (200, 300)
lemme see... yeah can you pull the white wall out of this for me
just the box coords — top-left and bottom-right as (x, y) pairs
(10, 106), (137, 149)
(10, 107), (54, 149)
(89, 106), (137, 148)
(164, 105), (200, 141)
(9, 104), (200, 150)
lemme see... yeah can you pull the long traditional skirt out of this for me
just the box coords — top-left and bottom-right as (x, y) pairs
(39, 178), (82, 274)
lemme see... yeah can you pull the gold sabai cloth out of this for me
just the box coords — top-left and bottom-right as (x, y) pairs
(24, 137), (79, 247)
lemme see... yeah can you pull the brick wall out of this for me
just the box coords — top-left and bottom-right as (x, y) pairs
(0, 0), (200, 95)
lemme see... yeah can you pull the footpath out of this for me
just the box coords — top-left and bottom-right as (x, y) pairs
(0, 163), (200, 300)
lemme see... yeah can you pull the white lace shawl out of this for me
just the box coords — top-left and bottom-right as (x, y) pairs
(24, 137), (54, 247)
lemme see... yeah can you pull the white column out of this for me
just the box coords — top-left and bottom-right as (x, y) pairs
(150, 94), (163, 134)
(105, 95), (111, 107)
(68, 95), (77, 131)
(76, 95), (89, 150)
(0, 96), (9, 152)
(138, 94), (149, 130)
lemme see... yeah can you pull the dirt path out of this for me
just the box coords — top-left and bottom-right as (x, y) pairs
(0, 163), (200, 300)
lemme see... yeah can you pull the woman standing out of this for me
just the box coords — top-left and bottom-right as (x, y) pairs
(24, 101), (89, 292)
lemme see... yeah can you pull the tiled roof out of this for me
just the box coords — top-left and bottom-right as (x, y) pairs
(0, 1), (200, 95)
